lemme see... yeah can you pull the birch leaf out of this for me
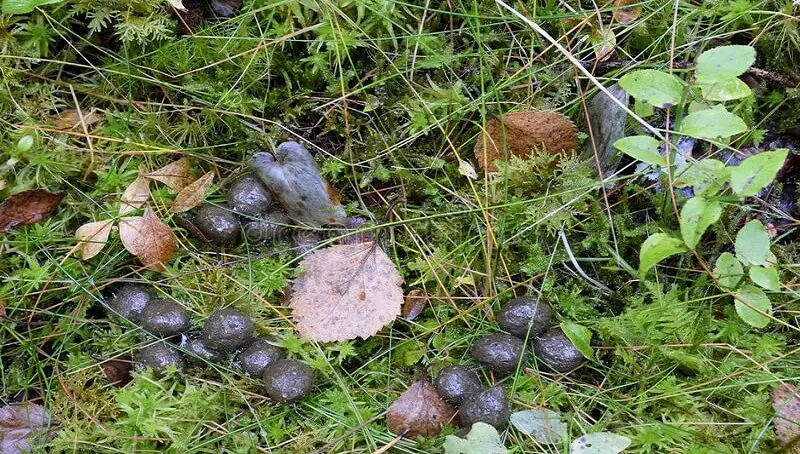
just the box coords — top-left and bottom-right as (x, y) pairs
(170, 171), (214, 213)
(145, 158), (194, 191)
(119, 173), (151, 215)
(119, 209), (177, 272)
(74, 220), (113, 260)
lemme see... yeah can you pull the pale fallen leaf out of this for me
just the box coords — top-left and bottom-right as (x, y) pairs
(289, 242), (403, 342)
(613, 0), (643, 25)
(510, 408), (567, 445)
(403, 289), (428, 321)
(386, 378), (457, 438)
(74, 220), (113, 260)
(53, 109), (103, 130)
(474, 111), (578, 171)
(570, 432), (632, 454)
(0, 190), (64, 233)
(170, 171), (214, 213)
(0, 403), (59, 454)
(591, 27), (617, 62)
(444, 422), (508, 454)
(167, 0), (186, 10)
(119, 209), (177, 272)
(773, 384), (800, 449)
(119, 173), (151, 215)
(145, 158), (194, 191)
(458, 159), (477, 180)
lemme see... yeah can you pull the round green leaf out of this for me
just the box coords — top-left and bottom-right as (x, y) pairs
(560, 322), (594, 360)
(2, 0), (64, 14)
(16, 135), (34, 153)
(696, 45), (756, 83)
(613, 136), (665, 166)
(735, 220), (771, 266)
(619, 69), (684, 108)
(680, 197), (723, 249)
(699, 78), (752, 101)
(714, 252), (744, 289)
(730, 149), (788, 197)
(639, 233), (687, 276)
(679, 108), (747, 140)
(674, 159), (729, 197)
(734, 285), (772, 328)
(510, 409), (567, 445)
(444, 422), (508, 454)
(749, 266), (779, 291)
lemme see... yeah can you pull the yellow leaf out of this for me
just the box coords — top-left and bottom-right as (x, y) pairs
(145, 158), (194, 191)
(74, 220), (113, 260)
(170, 171), (214, 213)
(119, 209), (177, 272)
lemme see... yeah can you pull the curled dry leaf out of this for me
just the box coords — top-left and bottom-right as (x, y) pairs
(773, 384), (800, 447)
(171, 171), (214, 213)
(403, 289), (428, 321)
(289, 242), (403, 342)
(0, 403), (59, 454)
(74, 220), (113, 260)
(145, 158), (194, 191)
(386, 378), (457, 438)
(100, 357), (132, 387)
(119, 209), (177, 272)
(613, 0), (643, 24)
(53, 108), (103, 130)
(591, 27), (617, 62)
(0, 189), (64, 233)
(474, 111), (578, 172)
(119, 174), (151, 215)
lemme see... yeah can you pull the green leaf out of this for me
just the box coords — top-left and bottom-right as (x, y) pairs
(674, 159), (729, 197)
(444, 422), (508, 454)
(560, 322), (594, 360)
(696, 45), (756, 83)
(634, 99), (655, 117)
(749, 266), (779, 291)
(735, 220), (771, 266)
(613, 136), (665, 166)
(699, 78), (752, 101)
(619, 70), (684, 108)
(680, 197), (723, 249)
(510, 408), (567, 445)
(733, 285), (772, 328)
(639, 233), (688, 276)
(679, 108), (747, 140)
(571, 432), (632, 454)
(730, 149), (789, 197)
(1, 0), (63, 14)
(714, 252), (744, 289)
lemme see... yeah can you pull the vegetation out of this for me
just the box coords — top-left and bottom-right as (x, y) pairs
(1, 0), (799, 452)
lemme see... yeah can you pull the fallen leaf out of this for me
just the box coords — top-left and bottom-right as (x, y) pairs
(613, 0), (643, 25)
(0, 403), (59, 454)
(474, 111), (578, 171)
(458, 159), (477, 180)
(0, 190), (64, 233)
(74, 220), (113, 260)
(403, 289), (428, 321)
(119, 174), (151, 215)
(170, 171), (214, 213)
(100, 357), (132, 387)
(510, 408), (567, 445)
(444, 422), (508, 454)
(386, 378), (457, 438)
(581, 83), (629, 177)
(289, 242), (403, 342)
(145, 158), (194, 191)
(53, 109), (103, 130)
(773, 384), (800, 448)
(119, 209), (177, 272)
(570, 432), (632, 454)
(590, 27), (616, 62)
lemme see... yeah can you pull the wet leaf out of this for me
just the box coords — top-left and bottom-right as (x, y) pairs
(74, 220), (113, 260)
(100, 358), (132, 387)
(619, 69), (683, 108)
(53, 109), (103, 130)
(289, 242), (403, 342)
(444, 422), (508, 454)
(386, 378), (457, 438)
(639, 232), (687, 276)
(510, 408), (567, 444)
(570, 432), (631, 454)
(590, 27), (616, 62)
(119, 209), (177, 272)
(613, 0), (642, 24)
(119, 173), (151, 215)
(733, 285), (772, 328)
(474, 111), (578, 171)
(749, 266), (780, 291)
(730, 149), (788, 198)
(145, 158), (194, 191)
(773, 384), (800, 447)
(695, 45), (756, 83)
(170, 171), (214, 213)
(0, 403), (59, 454)
(679, 108), (747, 140)
(735, 220), (771, 266)
(403, 289), (428, 321)
(714, 252), (744, 289)
(0, 189), (64, 233)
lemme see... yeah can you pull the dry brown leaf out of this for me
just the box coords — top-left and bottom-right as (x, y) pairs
(474, 111), (578, 171)
(0, 190), (65, 233)
(403, 289), (428, 321)
(145, 158), (194, 191)
(613, 0), (643, 24)
(170, 171), (214, 213)
(289, 242), (403, 342)
(53, 109), (103, 130)
(119, 174), (151, 215)
(773, 384), (800, 450)
(100, 357), (132, 387)
(74, 220), (113, 260)
(119, 209), (177, 272)
(386, 378), (457, 438)
(0, 403), (59, 454)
